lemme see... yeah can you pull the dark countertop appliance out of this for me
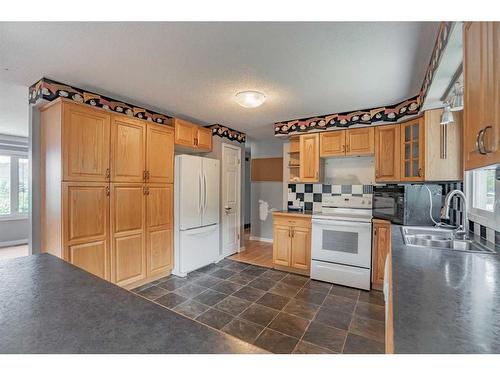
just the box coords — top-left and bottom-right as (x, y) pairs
(372, 184), (442, 225)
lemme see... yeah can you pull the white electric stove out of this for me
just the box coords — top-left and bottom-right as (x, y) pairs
(311, 195), (373, 290)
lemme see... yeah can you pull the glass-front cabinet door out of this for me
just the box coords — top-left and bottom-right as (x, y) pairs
(400, 118), (425, 181)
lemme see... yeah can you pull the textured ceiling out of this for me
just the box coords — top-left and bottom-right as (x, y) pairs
(0, 22), (439, 140)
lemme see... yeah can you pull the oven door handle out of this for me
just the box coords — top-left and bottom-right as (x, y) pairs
(312, 219), (372, 228)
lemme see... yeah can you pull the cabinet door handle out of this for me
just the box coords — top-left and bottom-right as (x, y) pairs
(146, 170), (150, 180)
(291, 228), (294, 238)
(105, 168), (110, 179)
(342, 144), (345, 152)
(418, 168), (422, 177)
(143, 170), (148, 180)
(375, 170), (379, 178)
(288, 228), (291, 237)
(106, 186), (110, 196)
(480, 125), (493, 154)
(476, 128), (487, 155)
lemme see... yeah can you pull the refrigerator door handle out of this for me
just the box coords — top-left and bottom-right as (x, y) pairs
(198, 171), (202, 214)
(203, 172), (207, 214)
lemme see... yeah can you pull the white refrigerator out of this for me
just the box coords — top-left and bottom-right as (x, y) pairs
(173, 154), (220, 277)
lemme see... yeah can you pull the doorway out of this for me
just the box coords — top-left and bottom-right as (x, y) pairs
(221, 143), (241, 257)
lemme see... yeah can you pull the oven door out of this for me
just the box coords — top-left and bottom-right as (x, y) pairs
(311, 219), (372, 268)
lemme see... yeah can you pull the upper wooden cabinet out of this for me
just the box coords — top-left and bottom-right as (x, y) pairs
(146, 124), (174, 184)
(345, 127), (375, 156)
(299, 133), (321, 182)
(375, 124), (400, 182)
(320, 130), (346, 157)
(463, 22), (500, 169)
(174, 118), (212, 152)
(400, 117), (425, 181)
(320, 127), (374, 157)
(62, 102), (111, 182)
(111, 116), (146, 182)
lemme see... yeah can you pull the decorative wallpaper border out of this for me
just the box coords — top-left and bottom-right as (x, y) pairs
(274, 22), (453, 136)
(29, 77), (172, 125)
(207, 124), (246, 143)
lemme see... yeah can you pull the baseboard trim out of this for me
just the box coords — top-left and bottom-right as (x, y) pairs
(239, 246), (246, 252)
(249, 236), (273, 243)
(0, 239), (28, 248)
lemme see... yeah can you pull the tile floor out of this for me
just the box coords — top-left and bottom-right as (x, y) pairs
(132, 258), (385, 354)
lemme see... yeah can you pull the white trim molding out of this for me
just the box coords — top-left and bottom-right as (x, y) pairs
(0, 239), (28, 248)
(249, 236), (273, 243)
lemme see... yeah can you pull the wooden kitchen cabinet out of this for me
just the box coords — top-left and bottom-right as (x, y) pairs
(400, 117), (425, 181)
(110, 183), (146, 287)
(111, 116), (146, 182)
(320, 130), (346, 157)
(345, 127), (374, 156)
(320, 127), (374, 157)
(62, 182), (110, 280)
(272, 213), (311, 275)
(299, 133), (321, 182)
(62, 102), (111, 182)
(371, 219), (391, 290)
(174, 118), (212, 152)
(146, 124), (174, 183)
(463, 22), (500, 169)
(146, 184), (174, 277)
(375, 124), (400, 182)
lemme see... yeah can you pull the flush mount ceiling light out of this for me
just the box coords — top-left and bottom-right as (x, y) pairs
(440, 104), (455, 125)
(234, 90), (266, 108)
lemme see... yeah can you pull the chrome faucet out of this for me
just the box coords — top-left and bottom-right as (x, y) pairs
(441, 190), (468, 238)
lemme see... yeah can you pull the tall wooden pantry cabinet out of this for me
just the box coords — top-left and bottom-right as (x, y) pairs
(40, 98), (174, 289)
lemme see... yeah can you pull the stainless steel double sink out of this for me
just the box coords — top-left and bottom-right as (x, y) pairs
(401, 226), (496, 254)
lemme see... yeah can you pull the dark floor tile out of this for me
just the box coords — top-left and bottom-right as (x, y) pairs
(269, 282), (301, 298)
(196, 308), (234, 330)
(215, 296), (252, 316)
(155, 292), (187, 309)
(282, 274), (309, 287)
(211, 268), (236, 279)
(173, 299), (210, 319)
(217, 258), (234, 267)
(185, 271), (206, 282)
(157, 277), (190, 291)
(254, 328), (299, 354)
(358, 290), (385, 306)
(355, 301), (385, 322)
(304, 280), (332, 294)
(222, 318), (265, 344)
(136, 285), (168, 300)
(330, 284), (361, 300)
(268, 312), (309, 338)
(210, 280), (242, 294)
(284, 299), (320, 320)
(131, 281), (157, 293)
(192, 275), (222, 288)
(151, 275), (174, 285)
(293, 340), (336, 354)
(233, 286), (266, 302)
(223, 262), (249, 272)
(314, 306), (353, 330)
(295, 288), (328, 305)
(193, 289), (228, 306)
(349, 315), (385, 343)
(174, 283), (207, 299)
(241, 267), (268, 277)
(343, 333), (384, 354)
(196, 263), (220, 274)
(323, 294), (357, 314)
(228, 273), (257, 285)
(248, 277), (277, 291)
(261, 269), (288, 282)
(239, 304), (279, 326)
(302, 322), (347, 353)
(256, 292), (290, 310)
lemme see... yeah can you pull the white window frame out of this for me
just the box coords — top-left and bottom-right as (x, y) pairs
(465, 166), (500, 232)
(0, 149), (29, 221)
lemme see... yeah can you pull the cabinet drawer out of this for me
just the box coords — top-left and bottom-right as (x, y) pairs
(273, 214), (311, 228)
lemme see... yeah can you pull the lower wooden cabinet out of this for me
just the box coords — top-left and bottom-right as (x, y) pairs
(62, 182), (110, 280)
(371, 219), (391, 290)
(272, 213), (311, 275)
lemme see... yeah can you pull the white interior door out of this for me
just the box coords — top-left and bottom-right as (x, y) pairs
(221, 143), (241, 256)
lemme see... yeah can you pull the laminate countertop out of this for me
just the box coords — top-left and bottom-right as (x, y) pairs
(391, 224), (500, 353)
(272, 210), (314, 217)
(0, 254), (265, 354)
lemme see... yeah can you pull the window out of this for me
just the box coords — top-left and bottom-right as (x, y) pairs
(0, 154), (29, 217)
(472, 169), (496, 212)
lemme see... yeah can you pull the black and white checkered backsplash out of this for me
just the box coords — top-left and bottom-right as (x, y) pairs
(287, 184), (373, 212)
